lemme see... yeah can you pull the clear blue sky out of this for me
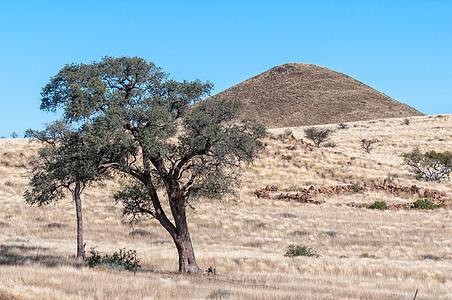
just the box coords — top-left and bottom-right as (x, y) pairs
(1, 0), (451, 137)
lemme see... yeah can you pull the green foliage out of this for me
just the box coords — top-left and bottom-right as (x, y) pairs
(359, 253), (376, 259)
(414, 198), (445, 210)
(10, 132), (18, 139)
(304, 127), (332, 147)
(38, 56), (266, 207)
(24, 121), (112, 206)
(284, 244), (319, 257)
(85, 248), (140, 271)
(369, 201), (387, 210)
(402, 148), (452, 181)
(38, 56), (267, 272)
(353, 186), (360, 193)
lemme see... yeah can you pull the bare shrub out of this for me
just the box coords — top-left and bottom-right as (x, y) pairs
(361, 139), (375, 153)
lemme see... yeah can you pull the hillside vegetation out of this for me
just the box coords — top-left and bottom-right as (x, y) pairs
(209, 63), (423, 128)
(0, 115), (451, 299)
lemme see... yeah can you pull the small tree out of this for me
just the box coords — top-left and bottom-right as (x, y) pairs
(24, 121), (113, 260)
(361, 139), (375, 154)
(304, 127), (332, 147)
(402, 148), (452, 182)
(38, 56), (266, 273)
(11, 132), (18, 139)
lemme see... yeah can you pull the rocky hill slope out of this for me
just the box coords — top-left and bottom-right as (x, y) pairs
(208, 63), (423, 128)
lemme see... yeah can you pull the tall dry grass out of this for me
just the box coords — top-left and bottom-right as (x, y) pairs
(0, 115), (451, 299)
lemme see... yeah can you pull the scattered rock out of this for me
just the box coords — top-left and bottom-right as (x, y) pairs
(255, 183), (447, 210)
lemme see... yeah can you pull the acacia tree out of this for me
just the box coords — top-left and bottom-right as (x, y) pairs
(402, 148), (452, 182)
(24, 121), (113, 260)
(303, 127), (332, 147)
(39, 56), (266, 273)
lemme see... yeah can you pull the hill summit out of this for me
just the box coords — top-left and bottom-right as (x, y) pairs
(209, 63), (423, 128)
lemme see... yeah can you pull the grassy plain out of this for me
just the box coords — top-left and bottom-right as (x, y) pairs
(0, 115), (451, 299)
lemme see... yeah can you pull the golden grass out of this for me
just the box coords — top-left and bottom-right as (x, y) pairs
(0, 115), (451, 299)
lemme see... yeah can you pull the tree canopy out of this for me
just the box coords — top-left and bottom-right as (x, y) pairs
(37, 56), (266, 273)
(24, 121), (117, 259)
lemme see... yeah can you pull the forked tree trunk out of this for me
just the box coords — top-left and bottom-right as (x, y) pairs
(74, 182), (84, 260)
(144, 171), (202, 273)
(165, 189), (202, 273)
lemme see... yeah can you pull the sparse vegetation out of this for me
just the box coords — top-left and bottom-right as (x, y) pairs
(323, 141), (336, 148)
(324, 231), (337, 237)
(369, 201), (388, 210)
(304, 127), (333, 147)
(85, 248), (140, 271)
(361, 139), (375, 153)
(359, 253), (376, 259)
(284, 245), (319, 257)
(278, 129), (293, 140)
(383, 175), (395, 184)
(0, 114), (451, 299)
(414, 198), (445, 210)
(281, 154), (293, 161)
(422, 254), (440, 260)
(208, 289), (233, 299)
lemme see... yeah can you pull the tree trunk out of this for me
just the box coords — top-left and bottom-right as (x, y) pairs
(173, 223), (201, 274)
(143, 168), (202, 273)
(74, 182), (84, 260)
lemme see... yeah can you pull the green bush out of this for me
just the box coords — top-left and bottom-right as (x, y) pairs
(85, 248), (140, 271)
(369, 201), (387, 210)
(284, 244), (319, 257)
(414, 198), (445, 210)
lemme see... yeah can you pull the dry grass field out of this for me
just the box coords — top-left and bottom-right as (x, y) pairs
(0, 115), (451, 299)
